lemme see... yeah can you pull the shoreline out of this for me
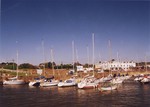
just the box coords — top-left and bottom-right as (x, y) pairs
(0, 69), (150, 84)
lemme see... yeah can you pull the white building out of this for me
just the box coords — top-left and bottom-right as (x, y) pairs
(95, 61), (136, 71)
(76, 66), (84, 71)
(76, 66), (94, 73)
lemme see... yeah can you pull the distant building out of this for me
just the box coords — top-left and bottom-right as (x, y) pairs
(76, 66), (84, 71)
(95, 61), (136, 71)
(76, 66), (94, 73)
(37, 69), (43, 75)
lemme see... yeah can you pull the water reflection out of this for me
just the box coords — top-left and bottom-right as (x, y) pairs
(142, 83), (150, 90)
(0, 79), (150, 107)
(39, 86), (58, 91)
(2, 84), (25, 89)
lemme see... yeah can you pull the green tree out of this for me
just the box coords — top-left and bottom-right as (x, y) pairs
(1, 62), (17, 70)
(19, 63), (37, 69)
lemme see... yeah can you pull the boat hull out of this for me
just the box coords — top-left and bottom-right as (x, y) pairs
(58, 82), (76, 87)
(3, 80), (25, 85)
(58, 78), (77, 87)
(141, 78), (150, 84)
(78, 82), (97, 89)
(100, 85), (117, 91)
(29, 81), (40, 87)
(40, 82), (58, 87)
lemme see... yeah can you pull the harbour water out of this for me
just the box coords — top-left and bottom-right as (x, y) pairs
(0, 78), (150, 107)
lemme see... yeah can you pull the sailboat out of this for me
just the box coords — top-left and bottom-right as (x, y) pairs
(140, 76), (150, 84)
(99, 40), (117, 91)
(40, 48), (59, 87)
(40, 78), (59, 87)
(29, 40), (46, 87)
(140, 56), (150, 84)
(58, 41), (77, 87)
(3, 51), (25, 85)
(99, 82), (117, 91)
(78, 75), (98, 89)
(77, 33), (98, 89)
(58, 76), (77, 87)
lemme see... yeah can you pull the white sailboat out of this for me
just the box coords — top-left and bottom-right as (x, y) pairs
(29, 40), (46, 87)
(96, 74), (112, 83)
(140, 56), (150, 84)
(3, 51), (25, 85)
(78, 33), (98, 89)
(111, 77), (124, 84)
(134, 74), (144, 81)
(58, 41), (77, 87)
(58, 77), (77, 87)
(78, 75), (98, 89)
(99, 40), (118, 91)
(99, 83), (117, 91)
(40, 79), (59, 87)
(140, 77), (150, 84)
(40, 48), (59, 87)
(3, 78), (25, 85)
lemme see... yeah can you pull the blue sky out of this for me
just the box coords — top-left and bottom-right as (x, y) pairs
(1, 0), (150, 65)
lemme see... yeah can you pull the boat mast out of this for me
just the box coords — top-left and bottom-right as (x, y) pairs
(12, 59), (14, 71)
(92, 33), (95, 76)
(15, 40), (19, 79)
(72, 41), (75, 72)
(51, 48), (55, 76)
(86, 45), (90, 68)
(75, 48), (79, 64)
(42, 40), (45, 76)
(99, 51), (101, 63)
(108, 40), (112, 75)
(136, 54), (139, 71)
(145, 55), (147, 73)
(16, 50), (19, 78)
(117, 52), (119, 71)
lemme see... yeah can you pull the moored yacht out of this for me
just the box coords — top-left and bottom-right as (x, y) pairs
(78, 75), (98, 89)
(40, 78), (59, 87)
(3, 77), (25, 85)
(3, 51), (25, 85)
(58, 77), (77, 87)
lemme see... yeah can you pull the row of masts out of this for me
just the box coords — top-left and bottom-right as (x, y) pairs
(11, 34), (148, 80)
(41, 33), (111, 77)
